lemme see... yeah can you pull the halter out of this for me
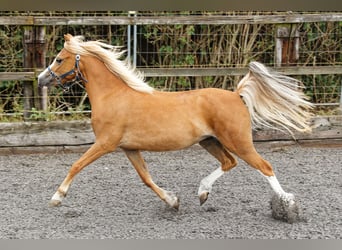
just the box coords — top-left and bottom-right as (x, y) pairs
(48, 54), (88, 91)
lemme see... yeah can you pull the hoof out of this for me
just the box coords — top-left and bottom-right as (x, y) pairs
(172, 197), (180, 211)
(270, 194), (304, 223)
(49, 199), (62, 207)
(165, 191), (180, 210)
(199, 192), (209, 206)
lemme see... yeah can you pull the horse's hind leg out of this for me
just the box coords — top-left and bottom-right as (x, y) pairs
(235, 148), (302, 222)
(219, 133), (301, 223)
(124, 149), (180, 210)
(232, 147), (294, 199)
(198, 137), (238, 205)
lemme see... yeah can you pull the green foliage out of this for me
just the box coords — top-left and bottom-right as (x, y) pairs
(0, 25), (22, 72)
(301, 74), (341, 104)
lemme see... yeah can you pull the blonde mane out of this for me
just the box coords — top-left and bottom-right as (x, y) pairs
(63, 36), (154, 93)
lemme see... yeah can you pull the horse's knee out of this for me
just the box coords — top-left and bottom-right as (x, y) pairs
(221, 153), (238, 172)
(221, 157), (238, 172)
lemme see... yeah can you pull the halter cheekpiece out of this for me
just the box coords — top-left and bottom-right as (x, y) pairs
(48, 54), (88, 91)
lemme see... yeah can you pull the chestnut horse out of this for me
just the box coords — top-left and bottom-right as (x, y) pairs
(38, 34), (312, 222)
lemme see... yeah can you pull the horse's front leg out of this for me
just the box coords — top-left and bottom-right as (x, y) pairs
(124, 149), (180, 210)
(49, 142), (115, 207)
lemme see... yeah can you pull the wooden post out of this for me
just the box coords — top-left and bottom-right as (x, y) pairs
(23, 26), (34, 120)
(41, 86), (48, 112)
(275, 24), (300, 67)
(23, 26), (46, 120)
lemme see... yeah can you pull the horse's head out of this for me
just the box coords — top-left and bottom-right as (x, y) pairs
(38, 34), (87, 90)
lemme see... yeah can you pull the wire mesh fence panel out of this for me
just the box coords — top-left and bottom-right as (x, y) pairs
(0, 11), (341, 121)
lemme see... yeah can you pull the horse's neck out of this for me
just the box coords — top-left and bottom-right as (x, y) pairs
(82, 56), (129, 105)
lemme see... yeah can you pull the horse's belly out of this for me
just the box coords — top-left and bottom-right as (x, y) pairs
(119, 121), (212, 151)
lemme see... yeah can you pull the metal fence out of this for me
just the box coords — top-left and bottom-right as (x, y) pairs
(0, 11), (341, 121)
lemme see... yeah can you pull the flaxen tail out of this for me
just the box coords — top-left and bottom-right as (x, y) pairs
(236, 61), (313, 135)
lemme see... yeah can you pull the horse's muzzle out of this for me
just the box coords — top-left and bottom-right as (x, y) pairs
(38, 68), (54, 88)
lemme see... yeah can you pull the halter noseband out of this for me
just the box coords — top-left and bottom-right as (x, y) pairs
(48, 54), (88, 91)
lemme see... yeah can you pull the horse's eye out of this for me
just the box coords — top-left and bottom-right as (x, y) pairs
(56, 58), (63, 64)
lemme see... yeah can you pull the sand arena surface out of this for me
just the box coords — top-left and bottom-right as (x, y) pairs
(0, 143), (341, 239)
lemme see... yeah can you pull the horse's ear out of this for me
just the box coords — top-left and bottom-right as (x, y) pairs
(64, 34), (73, 41)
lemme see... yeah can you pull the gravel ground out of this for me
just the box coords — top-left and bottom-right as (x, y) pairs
(0, 143), (341, 239)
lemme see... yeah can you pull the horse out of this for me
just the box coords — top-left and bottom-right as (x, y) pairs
(38, 34), (313, 223)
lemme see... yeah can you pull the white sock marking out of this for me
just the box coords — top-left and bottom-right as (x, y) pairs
(51, 192), (62, 201)
(198, 167), (225, 196)
(259, 171), (294, 200)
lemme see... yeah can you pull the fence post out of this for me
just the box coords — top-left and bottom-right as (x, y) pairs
(42, 86), (48, 112)
(23, 25), (46, 120)
(127, 11), (137, 67)
(275, 24), (300, 66)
